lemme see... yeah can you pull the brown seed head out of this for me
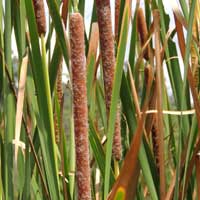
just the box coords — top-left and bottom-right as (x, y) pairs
(32, 0), (46, 36)
(112, 104), (122, 160)
(137, 8), (149, 60)
(115, 0), (121, 43)
(96, 0), (115, 113)
(96, 0), (122, 161)
(151, 120), (160, 173)
(70, 13), (91, 200)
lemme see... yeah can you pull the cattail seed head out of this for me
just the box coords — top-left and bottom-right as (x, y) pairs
(112, 104), (122, 161)
(70, 13), (91, 200)
(96, 0), (122, 160)
(56, 61), (63, 106)
(137, 8), (149, 60)
(96, 0), (115, 113)
(54, 112), (60, 143)
(115, 0), (121, 43)
(32, 0), (46, 36)
(151, 120), (160, 173)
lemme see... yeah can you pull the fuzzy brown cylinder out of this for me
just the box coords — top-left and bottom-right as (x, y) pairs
(96, 0), (122, 160)
(115, 0), (121, 43)
(56, 61), (63, 106)
(151, 119), (160, 173)
(32, 0), (46, 36)
(137, 8), (149, 60)
(112, 104), (122, 160)
(70, 13), (91, 200)
(54, 61), (63, 144)
(54, 112), (59, 143)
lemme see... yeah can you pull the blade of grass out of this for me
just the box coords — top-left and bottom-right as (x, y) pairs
(22, 139), (31, 199)
(46, 0), (69, 66)
(172, 2), (198, 198)
(3, 0), (15, 199)
(12, 0), (26, 61)
(25, 1), (61, 198)
(5, 56), (50, 199)
(157, 0), (190, 137)
(180, 136), (200, 198)
(89, 116), (115, 185)
(14, 55), (28, 165)
(195, 154), (200, 199)
(87, 23), (99, 101)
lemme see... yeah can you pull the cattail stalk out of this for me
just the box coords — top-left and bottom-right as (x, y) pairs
(137, 8), (149, 60)
(32, 0), (46, 36)
(70, 13), (91, 200)
(96, 0), (122, 161)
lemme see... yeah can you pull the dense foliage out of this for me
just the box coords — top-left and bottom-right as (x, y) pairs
(0, 0), (200, 199)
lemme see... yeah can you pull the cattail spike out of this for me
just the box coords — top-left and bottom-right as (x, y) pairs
(96, 0), (115, 113)
(54, 112), (60, 144)
(137, 8), (149, 60)
(151, 118), (160, 173)
(96, 0), (122, 160)
(70, 13), (91, 200)
(115, 0), (121, 43)
(56, 61), (63, 106)
(112, 104), (122, 161)
(54, 61), (63, 144)
(32, 0), (46, 36)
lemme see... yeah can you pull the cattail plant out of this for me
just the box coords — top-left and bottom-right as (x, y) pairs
(137, 8), (149, 60)
(32, 0), (46, 36)
(70, 13), (91, 200)
(96, 0), (122, 161)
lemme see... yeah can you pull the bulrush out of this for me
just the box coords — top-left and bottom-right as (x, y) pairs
(137, 8), (149, 60)
(112, 104), (122, 161)
(115, 0), (121, 43)
(151, 119), (160, 173)
(70, 13), (91, 200)
(32, 0), (46, 36)
(96, 0), (122, 160)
